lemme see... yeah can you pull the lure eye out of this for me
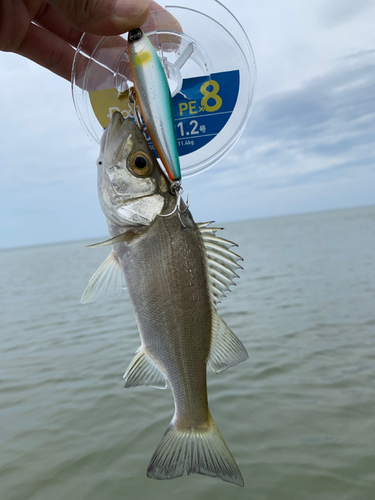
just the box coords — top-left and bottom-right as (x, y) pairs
(128, 29), (143, 42)
(128, 151), (153, 177)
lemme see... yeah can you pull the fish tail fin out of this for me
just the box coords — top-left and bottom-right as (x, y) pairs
(147, 414), (244, 487)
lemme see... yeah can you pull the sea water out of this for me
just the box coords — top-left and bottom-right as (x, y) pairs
(1, 205), (375, 500)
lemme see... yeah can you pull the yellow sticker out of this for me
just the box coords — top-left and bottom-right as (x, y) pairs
(89, 88), (135, 129)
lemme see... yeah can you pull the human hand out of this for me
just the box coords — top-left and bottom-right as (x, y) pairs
(0, 0), (151, 81)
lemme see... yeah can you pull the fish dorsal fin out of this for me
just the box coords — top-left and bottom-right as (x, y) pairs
(124, 347), (167, 389)
(198, 222), (243, 307)
(208, 310), (248, 373)
(81, 251), (123, 304)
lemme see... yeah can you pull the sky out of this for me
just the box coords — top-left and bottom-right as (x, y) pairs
(0, 0), (374, 248)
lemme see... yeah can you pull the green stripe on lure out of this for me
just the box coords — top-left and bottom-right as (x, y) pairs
(128, 29), (181, 183)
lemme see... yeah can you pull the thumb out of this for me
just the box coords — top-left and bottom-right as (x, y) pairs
(47, 0), (150, 35)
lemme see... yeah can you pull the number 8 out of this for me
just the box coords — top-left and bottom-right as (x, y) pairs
(200, 80), (223, 112)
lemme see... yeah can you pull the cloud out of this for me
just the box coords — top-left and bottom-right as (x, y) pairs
(179, 50), (375, 225)
(3, 49), (374, 247)
(1, 7), (374, 248)
(0, 54), (105, 248)
(319, 0), (374, 28)
(208, 50), (375, 192)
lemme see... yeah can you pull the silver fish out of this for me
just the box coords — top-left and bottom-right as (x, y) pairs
(82, 112), (248, 486)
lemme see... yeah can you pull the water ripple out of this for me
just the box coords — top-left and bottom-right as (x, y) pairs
(1, 206), (375, 499)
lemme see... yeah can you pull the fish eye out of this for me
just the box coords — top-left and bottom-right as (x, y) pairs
(127, 151), (153, 177)
(135, 156), (147, 169)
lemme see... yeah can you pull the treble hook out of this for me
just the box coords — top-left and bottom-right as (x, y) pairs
(129, 88), (143, 131)
(159, 181), (190, 227)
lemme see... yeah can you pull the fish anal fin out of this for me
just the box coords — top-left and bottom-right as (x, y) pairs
(147, 413), (244, 487)
(124, 348), (167, 389)
(80, 251), (123, 304)
(209, 311), (248, 373)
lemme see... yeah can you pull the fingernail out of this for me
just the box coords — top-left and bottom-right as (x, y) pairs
(115, 0), (149, 19)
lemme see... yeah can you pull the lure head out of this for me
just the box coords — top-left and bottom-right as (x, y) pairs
(128, 28), (152, 67)
(128, 29), (143, 43)
(97, 112), (170, 228)
(128, 28), (146, 55)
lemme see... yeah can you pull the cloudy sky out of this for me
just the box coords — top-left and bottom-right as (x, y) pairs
(0, 0), (374, 248)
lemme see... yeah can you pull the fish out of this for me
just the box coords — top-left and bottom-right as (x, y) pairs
(128, 28), (181, 182)
(81, 111), (248, 486)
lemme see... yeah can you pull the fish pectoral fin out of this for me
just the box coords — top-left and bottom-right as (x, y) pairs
(80, 251), (123, 304)
(85, 232), (132, 248)
(123, 347), (167, 390)
(208, 310), (248, 373)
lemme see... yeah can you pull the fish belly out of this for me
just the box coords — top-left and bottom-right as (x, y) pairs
(117, 212), (212, 426)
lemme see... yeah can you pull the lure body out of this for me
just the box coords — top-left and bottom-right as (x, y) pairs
(128, 28), (181, 183)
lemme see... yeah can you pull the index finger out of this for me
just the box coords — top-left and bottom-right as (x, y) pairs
(19, 1), (182, 83)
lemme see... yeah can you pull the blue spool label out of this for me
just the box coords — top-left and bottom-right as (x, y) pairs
(146, 70), (240, 157)
(89, 69), (240, 159)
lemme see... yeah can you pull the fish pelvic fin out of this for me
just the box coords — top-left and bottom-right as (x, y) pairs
(208, 310), (248, 373)
(147, 414), (244, 487)
(123, 347), (167, 389)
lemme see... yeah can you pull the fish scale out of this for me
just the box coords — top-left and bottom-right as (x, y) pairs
(118, 210), (211, 424)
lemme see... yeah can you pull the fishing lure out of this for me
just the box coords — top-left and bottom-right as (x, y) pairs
(128, 28), (181, 184)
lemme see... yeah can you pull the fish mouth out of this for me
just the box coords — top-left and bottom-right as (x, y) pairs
(114, 191), (157, 205)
